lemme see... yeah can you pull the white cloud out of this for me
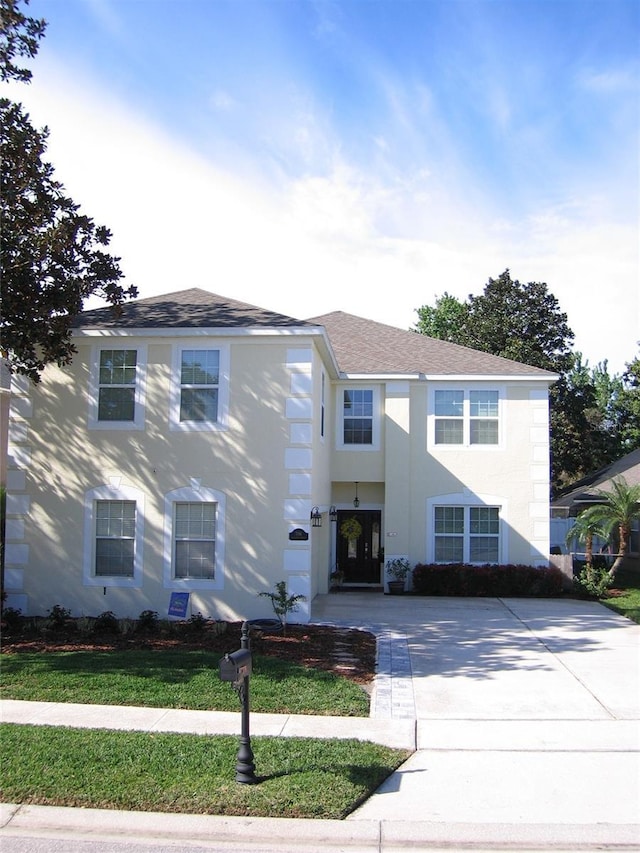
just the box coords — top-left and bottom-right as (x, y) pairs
(6, 58), (638, 375)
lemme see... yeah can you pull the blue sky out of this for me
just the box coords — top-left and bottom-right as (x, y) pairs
(8, 0), (640, 373)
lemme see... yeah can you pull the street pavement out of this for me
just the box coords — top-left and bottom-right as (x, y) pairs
(2, 594), (639, 851)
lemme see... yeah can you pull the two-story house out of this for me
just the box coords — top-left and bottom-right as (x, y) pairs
(3, 288), (557, 622)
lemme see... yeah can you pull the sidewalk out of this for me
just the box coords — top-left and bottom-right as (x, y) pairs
(2, 594), (640, 851)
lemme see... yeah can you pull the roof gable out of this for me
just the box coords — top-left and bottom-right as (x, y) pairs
(73, 288), (309, 330)
(308, 311), (557, 378)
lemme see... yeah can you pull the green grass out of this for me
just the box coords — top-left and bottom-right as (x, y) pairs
(0, 724), (409, 819)
(0, 650), (369, 716)
(602, 568), (640, 625)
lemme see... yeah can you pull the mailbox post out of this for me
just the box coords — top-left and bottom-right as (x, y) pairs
(219, 620), (258, 784)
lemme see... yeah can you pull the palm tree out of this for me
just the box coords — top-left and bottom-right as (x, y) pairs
(573, 477), (640, 580)
(565, 512), (608, 582)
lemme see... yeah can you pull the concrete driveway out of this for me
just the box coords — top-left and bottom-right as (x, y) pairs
(311, 593), (640, 842)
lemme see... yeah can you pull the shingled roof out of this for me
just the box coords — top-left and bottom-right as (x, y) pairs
(72, 288), (310, 330)
(552, 448), (640, 509)
(72, 288), (556, 379)
(308, 311), (557, 378)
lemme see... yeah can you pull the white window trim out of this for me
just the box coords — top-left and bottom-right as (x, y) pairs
(169, 344), (230, 431)
(426, 492), (507, 564)
(336, 384), (381, 451)
(428, 384), (505, 450)
(88, 345), (147, 430)
(83, 484), (144, 588)
(163, 485), (226, 590)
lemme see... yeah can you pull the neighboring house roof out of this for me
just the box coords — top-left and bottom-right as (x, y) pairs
(72, 288), (312, 330)
(308, 310), (557, 378)
(552, 448), (640, 509)
(72, 287), (557, 379)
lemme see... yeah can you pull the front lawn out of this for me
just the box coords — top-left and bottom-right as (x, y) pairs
(0, 724), (410, 819)
(0, 648), (370, 716)
(602, 568), (640, 625)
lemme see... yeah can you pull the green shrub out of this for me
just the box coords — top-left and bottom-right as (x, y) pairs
(573, 564), (612, 599)
(93, 610), (119, 634)
(412, 563), (564, 597)
(47, 605), (72, 629)
(1, 606), (23, 633)
(186, 612), (208, 632)
(137, 609), (160, 633)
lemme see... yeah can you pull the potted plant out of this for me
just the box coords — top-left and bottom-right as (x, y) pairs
(385, 558), (411, 594)
(329, 569), (344, 591)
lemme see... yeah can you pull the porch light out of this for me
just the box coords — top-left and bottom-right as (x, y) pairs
(353, 482), (360, 508)
(329, 505), (338, 521)
(310, 506), (322, 527)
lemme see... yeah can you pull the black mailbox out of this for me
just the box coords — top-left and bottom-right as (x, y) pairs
(219, 648), (252, 683)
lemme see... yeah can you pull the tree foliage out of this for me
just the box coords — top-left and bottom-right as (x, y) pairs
(0, 0), (46, 83)
(415, 270), (574, 372)
(0, 0), (137, 383)
(414, 292), (469, 343)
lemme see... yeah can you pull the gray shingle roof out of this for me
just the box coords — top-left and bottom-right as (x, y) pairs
(308, 311), (556, 377)
(72, 288), (556, 378)
(72, 288), (309, 329)
(552, 448), (640, 508)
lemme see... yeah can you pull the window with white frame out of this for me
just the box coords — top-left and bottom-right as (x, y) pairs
(433, 388), (500, 446)
(83, 485), (144, 588)
(434, 505), (500, 563)
(342, 388), (373, 445)
(89, 347), (146, 429)
(180, 349), (219, 422)
(98, 349), (137, 421)
(95, 500), (136, 577)
(170, 346), (229, 431)
(174, 502), (216, 579)
(164, 486), (225, 589)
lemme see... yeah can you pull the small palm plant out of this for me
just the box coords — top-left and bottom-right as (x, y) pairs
(258, 580), (306, 636)
(565, 513), (608, 584)
(573, 477), (640, 581)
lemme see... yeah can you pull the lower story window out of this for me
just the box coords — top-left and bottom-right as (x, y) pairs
(174, 501), (216, 579)
(95, 500), (135, 577)
(434, 505), (500, 563)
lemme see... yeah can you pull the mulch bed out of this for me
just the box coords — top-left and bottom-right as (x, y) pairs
(0, 622), (377, 687)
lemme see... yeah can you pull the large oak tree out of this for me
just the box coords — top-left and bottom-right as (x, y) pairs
(1, 0), (137, 383)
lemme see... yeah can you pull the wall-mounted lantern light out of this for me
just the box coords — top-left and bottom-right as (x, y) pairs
(310, 506), (322, 527)
(329, 505), (338, 521)
(353, 482), (360, 508)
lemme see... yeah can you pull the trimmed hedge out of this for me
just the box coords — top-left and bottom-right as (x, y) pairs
(412, 563), (564, 597)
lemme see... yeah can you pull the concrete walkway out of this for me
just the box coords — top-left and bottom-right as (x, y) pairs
(2, 594), (640, 851)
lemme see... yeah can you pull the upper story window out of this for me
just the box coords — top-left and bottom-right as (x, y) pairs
(180, 349), (219, 422)
(336, 386), (381, 450)
(432, 388), (500, 447)
(89, 347), (146, 430)
(170, 345), (229, 431)
(98, 350), (137, 421)
(343, 389), (373, 444)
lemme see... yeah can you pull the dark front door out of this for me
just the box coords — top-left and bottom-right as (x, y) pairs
(336, 510), (382, 584)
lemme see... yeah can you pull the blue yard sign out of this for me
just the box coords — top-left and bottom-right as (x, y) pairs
(168, 592), (190, 619)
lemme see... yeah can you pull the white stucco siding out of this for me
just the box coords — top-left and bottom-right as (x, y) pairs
(11, 334), (328, 620)
(418, 381), (551, 567)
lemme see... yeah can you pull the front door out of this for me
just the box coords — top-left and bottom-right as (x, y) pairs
(336, 510), (382, 584)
